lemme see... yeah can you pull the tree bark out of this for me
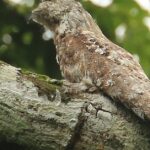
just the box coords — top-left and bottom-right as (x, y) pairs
(0, 60), (150, 150)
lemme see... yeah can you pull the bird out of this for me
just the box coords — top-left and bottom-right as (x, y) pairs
(31, 0), (150, 120)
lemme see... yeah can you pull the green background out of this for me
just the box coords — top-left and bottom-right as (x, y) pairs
(0, 0), (150, 79)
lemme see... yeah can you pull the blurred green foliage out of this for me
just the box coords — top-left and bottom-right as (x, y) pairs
(0, 0), (150, 79)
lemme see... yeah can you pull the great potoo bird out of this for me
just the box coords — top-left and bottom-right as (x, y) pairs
(31, 0), (150, 120)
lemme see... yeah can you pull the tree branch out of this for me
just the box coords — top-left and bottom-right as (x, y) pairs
(0, 61), (150, 150)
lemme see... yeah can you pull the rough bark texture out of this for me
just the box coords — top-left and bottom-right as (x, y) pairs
(0, 61), (150, 150)
(31, 0), (150, 121)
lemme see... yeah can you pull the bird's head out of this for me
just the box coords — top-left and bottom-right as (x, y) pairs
(31, 0), (80, 30)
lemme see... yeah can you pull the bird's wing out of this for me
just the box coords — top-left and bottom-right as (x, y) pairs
(56, 30), (150, 120)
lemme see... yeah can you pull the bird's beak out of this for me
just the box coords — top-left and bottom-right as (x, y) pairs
(27, 9), (42, 24)
(27, 13), (34, 23)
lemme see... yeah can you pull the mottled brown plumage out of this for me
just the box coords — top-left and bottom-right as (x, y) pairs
(31, 0), (150, 120)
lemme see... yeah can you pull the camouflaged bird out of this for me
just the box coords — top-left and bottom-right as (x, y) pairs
(31, 0), (150, 120)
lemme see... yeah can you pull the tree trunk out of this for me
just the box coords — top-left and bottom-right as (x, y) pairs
(0, 60), (150, 150)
